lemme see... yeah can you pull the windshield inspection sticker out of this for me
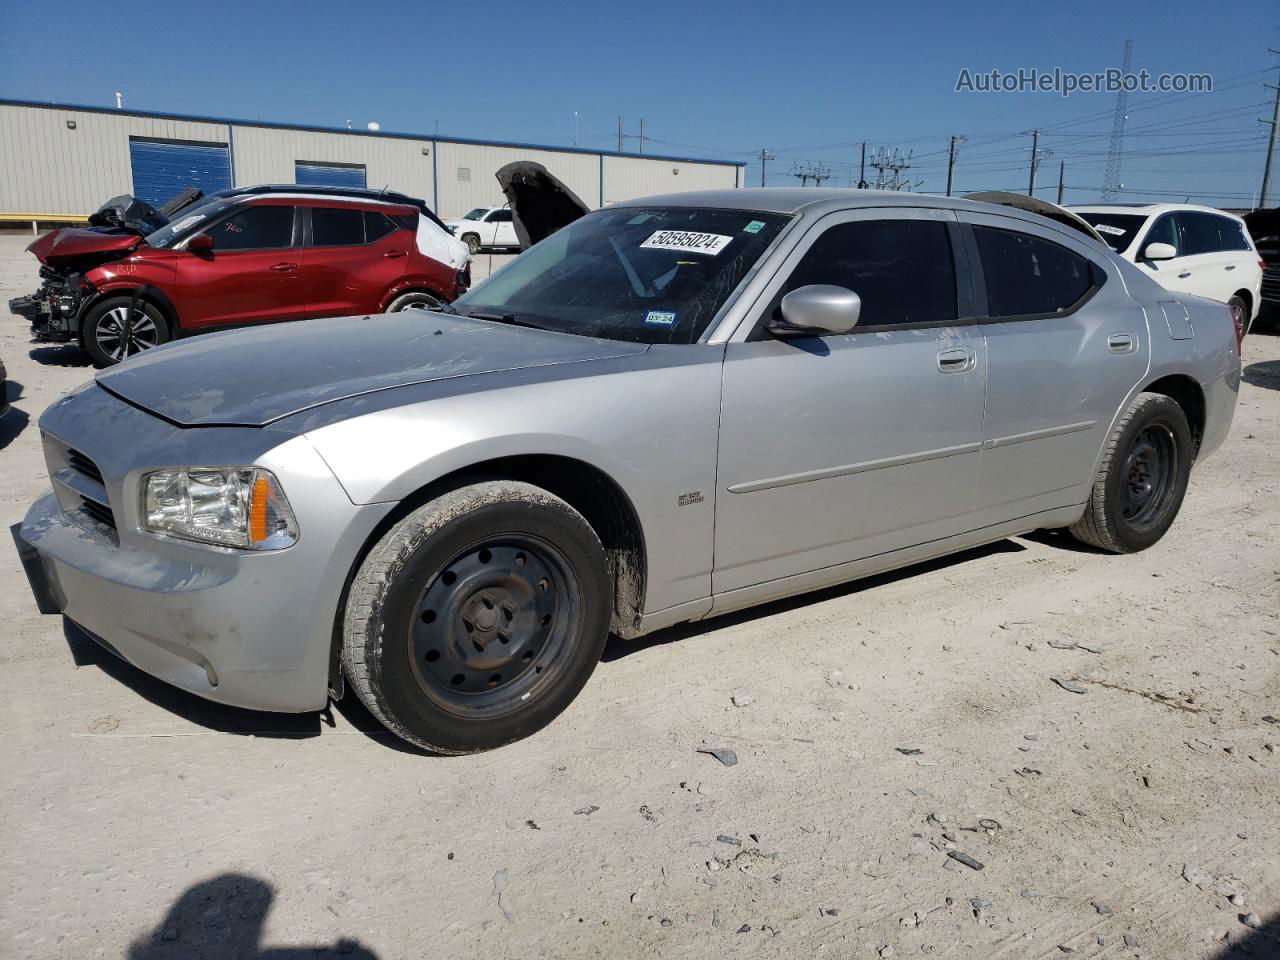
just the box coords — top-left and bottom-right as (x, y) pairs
(743, 220), (766, 234)
(640, 230), (733, 255)
(644, 310), (677, 326)
(1092, 223), (1127, 236)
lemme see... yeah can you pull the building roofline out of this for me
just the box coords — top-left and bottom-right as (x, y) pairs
(0, 97), (746, 169)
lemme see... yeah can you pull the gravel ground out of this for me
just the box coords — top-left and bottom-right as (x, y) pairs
(1, 234), (1277, 959)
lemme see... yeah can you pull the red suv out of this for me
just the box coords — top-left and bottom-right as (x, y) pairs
(11, 190), (469, 366)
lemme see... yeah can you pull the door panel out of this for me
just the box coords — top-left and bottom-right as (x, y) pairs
(298, 206), (409, 317)
(714, 209), (986, 595)
(963, 212), (1150, 525)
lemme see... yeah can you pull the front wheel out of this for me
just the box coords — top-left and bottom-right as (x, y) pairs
(342, 481), (612, 753)
(1067, 392), (1193, 553)
(461, 233), (481, 255)
(81, 296), (170, 367)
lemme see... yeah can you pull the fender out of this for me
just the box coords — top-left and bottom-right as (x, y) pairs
(379, 275), (451, 311)
(78, 282), (181, 336)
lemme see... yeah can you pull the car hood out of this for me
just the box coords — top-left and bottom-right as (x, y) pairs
(496, 161), (591, 250)
(27, 228), (141, 268)
(95, 312), (647, 427)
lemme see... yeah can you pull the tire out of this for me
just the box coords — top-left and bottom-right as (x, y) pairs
(385, 291), (444, 312)
(461, 233), (481, 255)
(342, 480), (612, 753)
(1228, 295), (1251, 339)
(81, 296), (170, 367)
(1068, 392), (1193, 553)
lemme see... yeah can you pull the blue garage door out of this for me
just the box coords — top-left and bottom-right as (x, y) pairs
(295, 162), (368, 189)
(129, 138), (231, 207)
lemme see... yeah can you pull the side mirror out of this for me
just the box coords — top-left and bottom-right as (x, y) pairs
(1142, 241), (1176, 261)
(187, 234), (214, 255)
(768, 284), (862, 337)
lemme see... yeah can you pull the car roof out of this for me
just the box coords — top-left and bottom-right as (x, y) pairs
(224, 192), (417, 215)
(1070, 202), (1243, 220)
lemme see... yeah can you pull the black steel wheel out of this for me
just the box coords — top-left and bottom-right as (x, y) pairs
(1068, 392), (1193, 553)
(82, 296), (171, 367)
(342, 480), (612, 753)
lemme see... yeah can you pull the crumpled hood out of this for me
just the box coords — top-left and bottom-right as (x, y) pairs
(95, 312), (647, 427)
(28, 228), (141, 268)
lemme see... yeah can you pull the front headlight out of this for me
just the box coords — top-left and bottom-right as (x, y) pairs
(142, 467), (298, 550)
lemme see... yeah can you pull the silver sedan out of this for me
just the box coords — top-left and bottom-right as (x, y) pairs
(15, 189), (1240, 752)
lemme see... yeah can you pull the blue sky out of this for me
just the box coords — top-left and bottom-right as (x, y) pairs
(2, 0), (1277, 206)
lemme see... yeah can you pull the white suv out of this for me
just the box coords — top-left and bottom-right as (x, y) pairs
(444, 207), (519, 254)
(1072, 203), (1263, 338)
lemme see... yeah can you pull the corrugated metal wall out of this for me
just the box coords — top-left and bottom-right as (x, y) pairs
(0, 102), (743, 219)
(231, 125), (434, 199)
(0, 103), (226, 214)
(602, 156), (740, 206)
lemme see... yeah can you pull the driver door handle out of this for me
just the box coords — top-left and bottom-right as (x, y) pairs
(270, 262), (299, 272)
(937, 348), (976, 373)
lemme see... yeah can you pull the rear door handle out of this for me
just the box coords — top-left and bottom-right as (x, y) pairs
(271, 262), (299, 272)
(384, 250), (407, 259)
(937, 348), (975, 373)
(1177, 271), (1191, 279)
(1107, 333), (1137, 354)
(1224, 264), (1236, 271)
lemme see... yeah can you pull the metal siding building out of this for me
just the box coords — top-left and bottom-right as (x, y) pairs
(0, 100), (742, 222)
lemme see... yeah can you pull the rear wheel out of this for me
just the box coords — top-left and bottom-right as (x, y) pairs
(81, 296), (170, 367)
(342, 481), (612, 753)
(1067, 392), (1193, 553)
(386, 291), (444, 312)
(1228, 295), (1251, 339)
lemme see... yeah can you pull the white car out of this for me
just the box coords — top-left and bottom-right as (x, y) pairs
(444, 206), (519, 254)
(1072, 203), (1263, 338)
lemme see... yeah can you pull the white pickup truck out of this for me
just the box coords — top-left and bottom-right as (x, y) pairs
(443, 206), (519, 254)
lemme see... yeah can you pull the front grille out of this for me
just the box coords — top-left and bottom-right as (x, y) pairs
(66, 448), (104, 485)
(78, 496), (117, 532)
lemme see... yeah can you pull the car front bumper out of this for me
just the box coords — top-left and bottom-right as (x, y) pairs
(14, 384), (394, 713)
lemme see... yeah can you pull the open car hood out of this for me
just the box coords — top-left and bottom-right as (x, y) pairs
(495, 161), (591, 251)
(95, 311), (646, 427)
(962, 191), (1106, 246)
(27, 228), (141, 268)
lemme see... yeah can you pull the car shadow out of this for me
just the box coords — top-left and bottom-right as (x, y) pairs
(1210, 910), (1279, 958)
(29, 343), (90, 367)
(127, 872), (380, 959)
(603, 538), (1027, 662)
(0, 377), (29, 450)
(1242, 359), (1279, 392)
(63, 619), (432, 754)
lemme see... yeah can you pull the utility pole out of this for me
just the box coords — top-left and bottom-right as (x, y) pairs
(757, 148), (775, 187)
(1057, 160), (1065, 205)
(1027, 129), (1040, 196)
(638, 118), (645, 154)
(617, 116), (624, 153)
(574, 110), (579, 147)
(858, 142), (868, 189)
(1259, 50), (1280, 208)
(945, 135), (965, 197)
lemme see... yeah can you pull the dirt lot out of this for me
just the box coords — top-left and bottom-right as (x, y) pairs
(0, 234), (1277, 960)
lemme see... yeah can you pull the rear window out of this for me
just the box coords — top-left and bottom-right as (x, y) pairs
(975, 225), (1095, 319)
(1074, 212), (1145, 253)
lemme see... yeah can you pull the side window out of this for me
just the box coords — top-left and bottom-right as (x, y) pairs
(973, 225), (1094, 319)
(1215, 216), (1251, 252)
(209, 206), (294, 251)
(488, 209), (513, 223)
(1178, 212), (1222, 256)
(1144, 214), (1179, 254)
(312, 207), (366, 246)
(775, 219), (957, 328)
(364, 211), (397, 242)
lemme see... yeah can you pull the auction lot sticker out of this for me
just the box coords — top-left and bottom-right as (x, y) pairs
(640, 230), (733, 255)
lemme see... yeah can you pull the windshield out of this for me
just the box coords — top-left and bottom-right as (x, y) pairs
(462, 208), (487, 221)
(452, 206), (790, 344)
(145, 200), (233, 248)
(1074, 212), (1146, 253)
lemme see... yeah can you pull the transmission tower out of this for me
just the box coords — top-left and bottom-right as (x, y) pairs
(869, 148), (915, 190)
(789, 160), (832, 186)
(1102, 39), (1133, 202)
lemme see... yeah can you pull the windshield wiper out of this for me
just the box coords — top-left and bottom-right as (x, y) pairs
(464, 309), (550, 331)
(427, 301), (460, 315)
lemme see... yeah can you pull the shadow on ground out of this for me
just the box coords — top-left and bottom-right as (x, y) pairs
(604, 537), (1028, 662)
(1242, 359), (1279, 391)
(0, 376), (28, 450)
(1211, 910), (1279, 958)
(128, 873), (379, 959)
(29, 343), (90, 367)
